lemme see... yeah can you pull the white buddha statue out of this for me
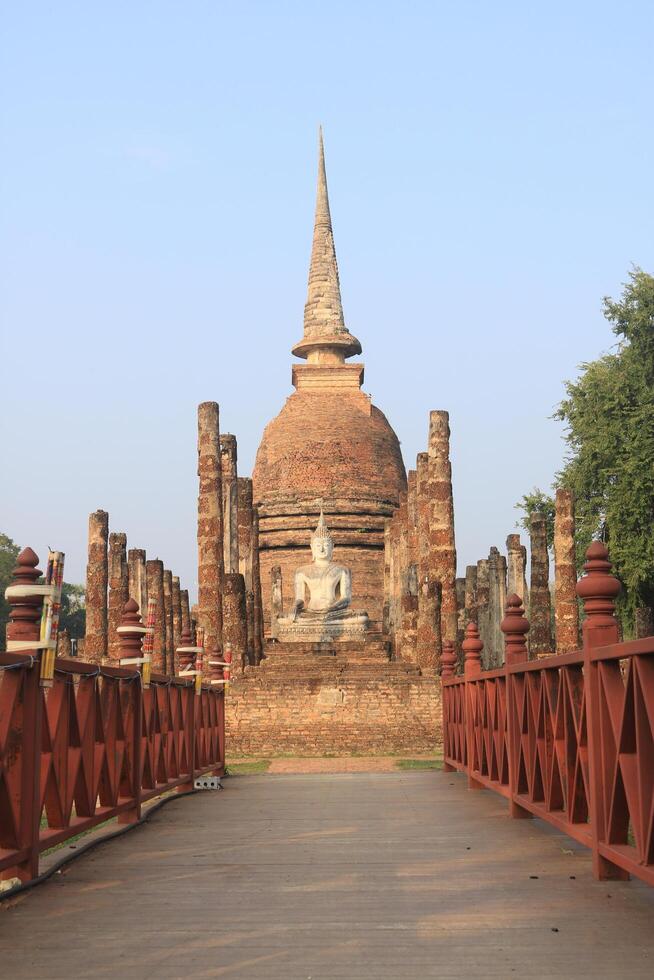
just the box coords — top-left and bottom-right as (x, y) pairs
(277, 510), (369, 641)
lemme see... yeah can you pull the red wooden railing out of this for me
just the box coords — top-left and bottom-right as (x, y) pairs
(1, 549), (225, 885)
(441, 542), (654, 887)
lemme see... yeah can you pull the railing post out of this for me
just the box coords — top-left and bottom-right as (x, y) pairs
(440, 640), (457, 772)
(501, 593), (532, 819)
(462, 622), (483, 789)
(116, 599), (146, 824)
(576, 541), (628, 881)
(3, 548), (44, 882)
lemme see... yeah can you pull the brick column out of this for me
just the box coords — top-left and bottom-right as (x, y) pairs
(237, 477), (254, 643)
(245, 591), (255, 663)
(400, 563), (418, 663)
(476, 557), (490, 660)
(180, 588), (191, 639)
(382, 519), (392, 636)
(427, 411), (458, 646)
(416, 453), (439, 667)
(529, 513), (552, 656)
(223, 572), (248, 675)
(487, 546), (507, 668)
(171, 576), (182, 654)
(220, 434), (239, 574)
(85, 509), (108, 664)
(146, 559), (166, 673)
(57, 628), (72, 659)
(455, 577), (466, 655)
(417, 574), (441, 671)
(554, 488), (579, 653)
(108, 532), (128, 662)
(128, 548), (147, 618)
(252, 508), (264, 664)
(197, 401), (224, 655)
(506, 534), (528, 605)
(163, 569), (175, 674)
(270, 566), (283, 639)
(464, 565), (477, 627)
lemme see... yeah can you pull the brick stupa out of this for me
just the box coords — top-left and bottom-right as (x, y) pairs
(253, 130), (407, 635)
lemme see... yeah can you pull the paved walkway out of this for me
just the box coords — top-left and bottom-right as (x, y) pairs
(1, 772), (653, 978)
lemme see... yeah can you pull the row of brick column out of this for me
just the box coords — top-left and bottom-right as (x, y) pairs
(384, 409), (457, 670)
(462, 488), (580, 665)
(83, 510), (191, 673)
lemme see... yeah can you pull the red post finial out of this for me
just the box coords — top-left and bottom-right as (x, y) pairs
(117, 597), (146, 664)
(462, 621), (483, 677)
(576, 540), (620, 646)
(441, 639), (457, 678)
(6, 547), (43, 645)
(501, 593), (530, 665)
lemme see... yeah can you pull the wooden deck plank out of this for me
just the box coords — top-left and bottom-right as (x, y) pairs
(1, 771), (653, 978)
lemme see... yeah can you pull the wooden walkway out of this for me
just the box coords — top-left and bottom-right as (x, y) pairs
(1, 771), (653, 978)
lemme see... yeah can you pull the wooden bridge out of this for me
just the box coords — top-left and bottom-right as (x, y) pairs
(1, 543), (654, 977)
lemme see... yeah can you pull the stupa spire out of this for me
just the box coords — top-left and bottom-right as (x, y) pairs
(292, 128), (362, 362)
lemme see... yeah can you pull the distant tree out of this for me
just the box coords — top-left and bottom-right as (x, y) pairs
(60, 583), (86, 639)
(0, 533), (20, 650)
(515, 489), (555, 551)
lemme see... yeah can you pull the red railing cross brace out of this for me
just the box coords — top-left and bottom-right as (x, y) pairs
(441, 542), (654, 887)
(1, 549), (225, 887)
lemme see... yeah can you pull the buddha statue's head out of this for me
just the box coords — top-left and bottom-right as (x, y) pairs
(310, 509), (334, 564)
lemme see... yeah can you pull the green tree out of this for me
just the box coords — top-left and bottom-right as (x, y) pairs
(60, 583), (86, 639)
(554, 268), (654, 634)
(0, 533), (20, 650)
(515, 489), (555, 550)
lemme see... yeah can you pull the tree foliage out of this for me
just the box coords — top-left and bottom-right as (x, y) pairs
(553, 268), (654, 629)
(0, 533), (20, 650)
(515, 489), (555, 550)
(515, 269), (654, 633)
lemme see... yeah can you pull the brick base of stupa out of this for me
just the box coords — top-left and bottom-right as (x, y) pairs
(225, 639), (442, 756)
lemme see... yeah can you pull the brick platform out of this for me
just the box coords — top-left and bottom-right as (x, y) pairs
(225, 639), (442, 755)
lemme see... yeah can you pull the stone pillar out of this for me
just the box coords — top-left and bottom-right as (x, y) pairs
(416, 453), (440, 667)
(237, 477), (255, 642)
(427, 411), (458, 647)
(85, 509), (109, 664)
(107, 532), (128, 662)
(222, 572), (248, 675)
(506, 534), (528, 605)
(245, 591), (255, 663)
(128, 548), (147, 618)
(57, 628), (72, 659)
(220, 434), (239, 574)
(270, 565), (283, 639)
(172, 575), (182, 653)
(417, 574), (442, 671)
(464, 565), (477, 627)
(486, 547), (507, 668)
(146, 559), (166, 673)
(163, 570), (175, 674)
(455, 577), (466, 655)
(400, 563), (419, 663)
(529, 513), (553, 656)
(382, 519), (392, 636)
(554, 488), (579, 653)
(476, 558), (490, 660)
(197, 401), (224, 655)
(180, 588), (191, 639)
(251, 508), (264, 663)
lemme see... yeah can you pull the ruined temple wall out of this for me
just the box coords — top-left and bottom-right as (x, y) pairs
(226, 669), (442, 755)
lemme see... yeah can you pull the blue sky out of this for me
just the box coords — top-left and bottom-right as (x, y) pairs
(2, 1), (653, 594)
